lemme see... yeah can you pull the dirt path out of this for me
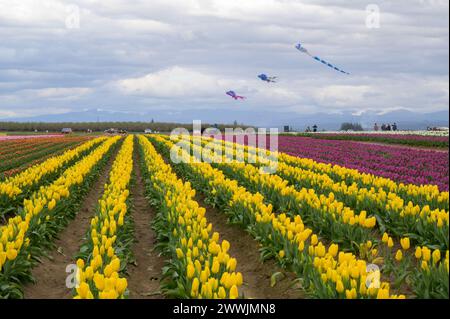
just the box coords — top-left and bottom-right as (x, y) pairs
(23, 146), (119, 299)
(353, 140), (448, 153)
(126, 145), (165, 299)
(195, 194), (303, 299)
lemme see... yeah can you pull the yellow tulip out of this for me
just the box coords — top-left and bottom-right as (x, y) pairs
(48, 199), (56, 211)
(227, 258), (237, 272)
(422, 247), (431, 262)
(84, 266), (94, 280)
(76, 259), (85, 270)
(400, 238), (410, 250)
(212, 259), (220, 274)
(221, 240), (230, 253)
(235, 272), (243, 286)
(200, 270), (208, 284)
(376, 288), (390, 299)
(6, 249), (17, 261)
(229, 285), (239, 299)
(387, 238), (394, 248)
(191, 278), (200, 297)
(115, 278), (128, 295)
(94, 273), (105, 291)
(345, 289), (355, 299)
(328, 244), (338, 257)
(311, 235), (318, 246)
(298, 241), (305, 252)
(111, 258), (121, 272)
(218, 287), (226, 299)
(421, 260), (429, 271)
(395, 250), (403, 262)
(187, 264), (195, 279)
(76, 282), (90, 299)
(432, 249), (441, 264)
(415, 247), (422, 259)
(336, 280), (344, 293)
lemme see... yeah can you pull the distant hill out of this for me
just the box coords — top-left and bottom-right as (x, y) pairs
(1, 108), (448, 131)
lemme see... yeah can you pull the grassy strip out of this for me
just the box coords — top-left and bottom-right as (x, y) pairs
(284, 133), (449, 148)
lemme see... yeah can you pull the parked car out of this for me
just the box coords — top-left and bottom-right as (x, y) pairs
(104, 128), (118, 134)
(61, 128), (72, 134)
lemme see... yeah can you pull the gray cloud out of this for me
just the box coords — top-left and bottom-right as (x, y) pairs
(0, 0), (448, 121)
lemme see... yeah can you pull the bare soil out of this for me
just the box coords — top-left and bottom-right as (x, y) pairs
(126, 146), (165, 299)
(23, 147), (119, 299)
(195, 194), (304, 299)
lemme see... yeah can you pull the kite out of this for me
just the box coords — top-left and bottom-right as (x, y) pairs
(226, 91), (246, 100)
(258, 74), (277, 83)
(295, 43), (350, 75)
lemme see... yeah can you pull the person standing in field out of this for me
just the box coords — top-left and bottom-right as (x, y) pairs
(313, 124), (318, 132)
(374, 123), (379, 131)
(392, 123), (397, 131)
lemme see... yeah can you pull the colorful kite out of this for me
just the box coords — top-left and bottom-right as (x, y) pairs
(226, 91), (246, 100)
(258, 74), (277, 83)
(295, 43), (350, 75)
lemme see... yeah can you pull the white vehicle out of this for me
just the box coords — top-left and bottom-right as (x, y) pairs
(144, 129), (153, 134)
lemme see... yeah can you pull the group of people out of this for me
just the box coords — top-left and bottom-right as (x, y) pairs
(305, 124), (318, 133)
(427, 126), (447, 131)
(374, 123), (397, 131)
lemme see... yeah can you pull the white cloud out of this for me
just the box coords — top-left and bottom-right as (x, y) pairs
(313, 85), (372, 107)
(33, 87), (92, 99)
(116, 66), (226, 97)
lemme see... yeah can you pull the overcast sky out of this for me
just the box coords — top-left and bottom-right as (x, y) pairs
(0, 0), (448, 120)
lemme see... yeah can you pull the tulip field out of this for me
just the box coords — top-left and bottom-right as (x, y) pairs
(0, 134), (448, 299)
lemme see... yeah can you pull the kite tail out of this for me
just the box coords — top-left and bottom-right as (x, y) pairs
(313, 56), (350, 75)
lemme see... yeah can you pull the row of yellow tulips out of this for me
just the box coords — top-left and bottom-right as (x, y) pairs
(0, 136), (120, 298)
(74, 135), (134, 299)
(149, 135), (404, 299)
(138, 135), (242, 299)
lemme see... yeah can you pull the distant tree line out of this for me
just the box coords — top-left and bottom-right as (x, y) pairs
(340, 122), (364, 131)
(0, 121), (253, 133)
